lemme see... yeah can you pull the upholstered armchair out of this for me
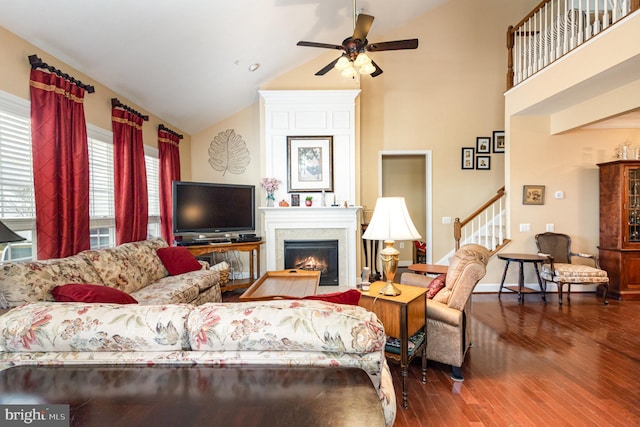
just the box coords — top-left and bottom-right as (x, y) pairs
(400, 244), (489, 381)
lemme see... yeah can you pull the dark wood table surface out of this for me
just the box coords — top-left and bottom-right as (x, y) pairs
(0, 365), (386, 427)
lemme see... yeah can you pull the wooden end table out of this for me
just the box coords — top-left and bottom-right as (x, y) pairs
(407, 263), (448, 275)
(497, 253), (547, 303)
(358, 281), (427, 409)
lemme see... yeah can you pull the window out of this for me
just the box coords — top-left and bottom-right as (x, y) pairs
(145, 147), (161, 239)
(0, 89), (162, 259)
(0, 91), (35, 261)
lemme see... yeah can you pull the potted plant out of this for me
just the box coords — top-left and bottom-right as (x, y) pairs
(305, 196), (313, 207)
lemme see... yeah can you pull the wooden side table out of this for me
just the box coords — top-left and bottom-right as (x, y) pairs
(358, 281), (427, 409)
(497, 253), (547, 303)
(407, 263), (448, 275)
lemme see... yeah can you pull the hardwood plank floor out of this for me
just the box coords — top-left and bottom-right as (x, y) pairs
(390, 293), (640, 427)
(222, 290), (640, 426)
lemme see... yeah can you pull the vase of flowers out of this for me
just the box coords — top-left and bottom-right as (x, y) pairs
(260, 177), (280, 207)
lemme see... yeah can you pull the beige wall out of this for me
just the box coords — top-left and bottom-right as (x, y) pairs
(0, 26), (193, 176)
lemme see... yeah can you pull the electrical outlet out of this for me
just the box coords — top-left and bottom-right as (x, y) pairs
(399, 242), (405, 249)
(442, 216), (452, 224)
(546, 224), (554, 232)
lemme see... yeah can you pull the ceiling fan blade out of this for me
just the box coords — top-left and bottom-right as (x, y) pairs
(315, 57), (340, 76)
(366, 39), (419, 52)
(352, 13), (374, 42)
(297, 41), (345, 50)
(370, 60), (383, 77)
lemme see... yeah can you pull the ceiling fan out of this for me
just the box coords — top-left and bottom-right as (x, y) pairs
(296, 9), (419, 78)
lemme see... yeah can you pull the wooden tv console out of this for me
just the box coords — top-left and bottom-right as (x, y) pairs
(184, 241), (263, 291)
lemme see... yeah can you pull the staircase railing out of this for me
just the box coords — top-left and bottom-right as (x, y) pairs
(454, 187), (510, 255)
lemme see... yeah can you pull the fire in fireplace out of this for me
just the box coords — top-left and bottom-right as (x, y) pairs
(284, 240), (339, 286)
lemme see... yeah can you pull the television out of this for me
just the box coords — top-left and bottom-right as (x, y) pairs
(172, 181), (255, 235)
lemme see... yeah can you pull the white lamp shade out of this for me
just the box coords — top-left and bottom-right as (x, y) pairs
(362, 197), (421, 241)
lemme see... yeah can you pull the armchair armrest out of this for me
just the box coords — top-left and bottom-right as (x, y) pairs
(571, 252), (600, 268)
(426, 300), (463, 327)
(399, 272), (434, 289)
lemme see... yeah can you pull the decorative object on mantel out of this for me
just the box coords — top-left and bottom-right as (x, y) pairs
(260, 177), (281, 207)
(287, 136), (333, 192)
(332, 194), (339, 207)
(305, 196), (313, 207)
(291, 194), (300, 207)
(362, 197), (421, 296)
(208, 129), (250, 175)
(279, 200), (289, 207)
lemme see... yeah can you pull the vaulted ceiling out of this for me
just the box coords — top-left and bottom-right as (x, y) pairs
(0, 0), (447, 134)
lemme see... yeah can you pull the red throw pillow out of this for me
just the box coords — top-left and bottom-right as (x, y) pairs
(157, 246), (202, 276)
(303, 289), (361, 306)
(51, 284), (138, 304)
(427, 274), (446, 299)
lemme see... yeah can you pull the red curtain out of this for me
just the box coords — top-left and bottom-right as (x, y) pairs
(158, 129), (181, 244)
(29, 69), (90, 259)
(112, 108), (148, 244)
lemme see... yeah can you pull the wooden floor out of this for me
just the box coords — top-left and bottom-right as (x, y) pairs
(390, 293), (640, 427)
(222, 291), (640, 426)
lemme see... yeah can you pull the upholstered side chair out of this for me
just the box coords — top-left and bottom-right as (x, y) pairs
(400, 243), (490, 381)
(535, 232), (609, 306)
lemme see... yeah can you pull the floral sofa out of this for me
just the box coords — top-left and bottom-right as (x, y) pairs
(0, 239), (229, 309)
(0, 299), (396, 426)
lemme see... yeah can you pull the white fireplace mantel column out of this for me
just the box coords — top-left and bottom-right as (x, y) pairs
(261, 206), (361, 287)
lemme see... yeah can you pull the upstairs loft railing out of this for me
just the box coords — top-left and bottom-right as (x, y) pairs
(454, 187), (510, 256)
(507, 0), (639, 89)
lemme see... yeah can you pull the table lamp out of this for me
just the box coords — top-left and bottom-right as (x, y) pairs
(362, 197), (421, 296)
(0, 220), (25, 244)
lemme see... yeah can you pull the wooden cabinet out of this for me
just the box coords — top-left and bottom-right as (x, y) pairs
(598, 160), (640, 300)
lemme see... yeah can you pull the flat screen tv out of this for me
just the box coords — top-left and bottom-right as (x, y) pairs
(172, 181), (255, 235)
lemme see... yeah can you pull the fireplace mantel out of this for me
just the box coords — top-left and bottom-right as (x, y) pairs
(261, 206), (361, 287)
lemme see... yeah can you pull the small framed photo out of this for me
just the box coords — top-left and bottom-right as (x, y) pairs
(476, 137), (491, 154)
(493, 131), (505, 153)
(291, 194), (300, 207)
(523, 185), (545, 205)
(461, 147), (474, 170)
(476, 155), (490, 170)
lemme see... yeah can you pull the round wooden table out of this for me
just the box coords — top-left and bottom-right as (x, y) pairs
(497, 253), (547, 303)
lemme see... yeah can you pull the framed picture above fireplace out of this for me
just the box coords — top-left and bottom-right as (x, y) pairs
(287, 136), (333, 192)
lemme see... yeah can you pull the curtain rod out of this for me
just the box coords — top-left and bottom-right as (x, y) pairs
(158, 124), (183, 139)
(28, 54), (95, 93)
(111, 98), (149, 121)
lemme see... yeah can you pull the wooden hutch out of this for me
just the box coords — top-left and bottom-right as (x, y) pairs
(598, 160), (640, 300)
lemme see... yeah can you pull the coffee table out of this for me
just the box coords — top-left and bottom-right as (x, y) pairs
(239, 269), (321, 301)
(0, 365), (385, 426)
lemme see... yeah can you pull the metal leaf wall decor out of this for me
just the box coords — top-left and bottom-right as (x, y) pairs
(208, 129), (251, 175)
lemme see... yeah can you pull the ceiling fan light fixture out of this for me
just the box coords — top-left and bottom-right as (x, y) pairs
(335, 56), (351, 71)
(341, 66), (357, 79)
(359, 62), (376, 75)
(353, 52), (371, 68)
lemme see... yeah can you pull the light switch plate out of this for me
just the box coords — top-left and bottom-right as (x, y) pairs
(519, 223), (531, 232)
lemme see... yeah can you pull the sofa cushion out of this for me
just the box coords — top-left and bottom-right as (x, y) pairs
(51, 284), (138, 304)
(157, 246), (202, 276)
(130, 274), (202, 305)
(81, 239), (169, 294)
(0, 302), (193, 352)
(187, 300), (385, 354)
(303, 289), (361, 305)
(0, 254), (103, 308)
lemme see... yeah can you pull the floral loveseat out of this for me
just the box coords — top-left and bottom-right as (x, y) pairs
(0, 300), (396, 426)
(0, 239), (229, 309)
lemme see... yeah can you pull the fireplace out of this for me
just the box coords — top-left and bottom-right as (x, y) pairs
(284, 240), (339, 286)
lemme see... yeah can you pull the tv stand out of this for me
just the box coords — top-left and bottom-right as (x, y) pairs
(183, 240), (263, 291)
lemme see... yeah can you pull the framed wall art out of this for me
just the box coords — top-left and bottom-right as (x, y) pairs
(493, 130), (505, 153)
(523, 185), (545, 205)
(476, 137), (491, 154)
(287, 136), (333, 192)
(476, 155), (491, 170)
(461, 147), (474, 170)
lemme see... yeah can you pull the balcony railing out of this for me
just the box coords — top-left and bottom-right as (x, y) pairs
(507, 0), (639, 89)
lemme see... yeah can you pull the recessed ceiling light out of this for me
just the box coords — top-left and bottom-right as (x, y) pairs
(248, 63), (260, 72)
